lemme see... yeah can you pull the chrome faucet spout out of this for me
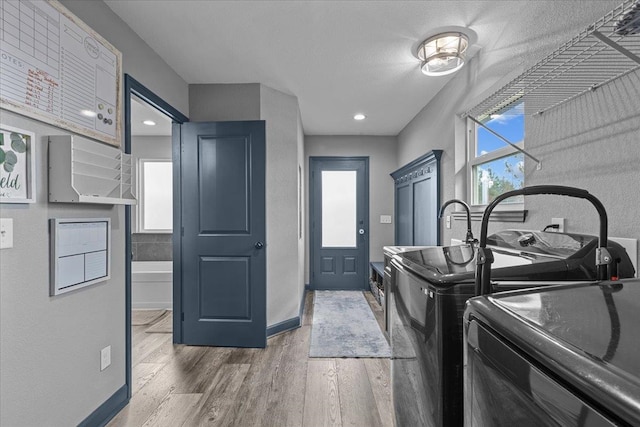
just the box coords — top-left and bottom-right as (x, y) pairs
(439, 199), (475, 245)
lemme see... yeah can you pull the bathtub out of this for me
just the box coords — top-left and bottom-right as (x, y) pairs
(132, 261), (173, 309)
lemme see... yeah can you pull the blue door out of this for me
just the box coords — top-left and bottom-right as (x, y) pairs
(310, 157), (369, 290)
(179, 121), (266, 347)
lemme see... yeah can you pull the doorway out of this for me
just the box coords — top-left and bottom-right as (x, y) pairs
(309, 157), (369, 290)
(124, 75), (188, 398)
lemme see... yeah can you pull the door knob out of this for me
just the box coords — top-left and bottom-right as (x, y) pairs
(359, 229), (366, 235)
(255, 241), (264, 249)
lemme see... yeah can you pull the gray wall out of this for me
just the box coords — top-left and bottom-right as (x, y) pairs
(0, 112), (124, 426)
(188, 83), (305, 327)
(0, 0), (189, 425)
(189, 84), (261, 121)
(297, 111), (306, 309)
(518, 71), (640, 262)
(131, 135), (172, 161)
(398, 47), (640, 273)
(304, 136), (397, 284)
(261, 85), (305, 325)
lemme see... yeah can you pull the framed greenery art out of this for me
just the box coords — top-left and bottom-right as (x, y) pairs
(0, 125), (36, 203)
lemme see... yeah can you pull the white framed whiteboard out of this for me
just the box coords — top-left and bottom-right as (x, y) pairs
(50, 217), (111, 296)
(0, 0), (122, 147)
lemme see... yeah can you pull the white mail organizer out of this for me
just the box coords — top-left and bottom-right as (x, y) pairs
(50, 218), (111, 296)
(48, 135), (136, 205)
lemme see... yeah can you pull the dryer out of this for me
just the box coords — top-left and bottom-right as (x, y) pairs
(388, 185), (635, 427)
(464, 279), (640, 426)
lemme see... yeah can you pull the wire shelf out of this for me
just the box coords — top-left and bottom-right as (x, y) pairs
(466, 0), (640, 120)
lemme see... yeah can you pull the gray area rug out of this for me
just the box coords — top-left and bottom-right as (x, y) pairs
(310, 291), (391, 358)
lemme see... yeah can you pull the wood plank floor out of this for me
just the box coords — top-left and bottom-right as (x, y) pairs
(110, 291), (393, 427)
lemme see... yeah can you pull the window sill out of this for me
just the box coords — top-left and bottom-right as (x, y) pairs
(451, 209), (527, 223)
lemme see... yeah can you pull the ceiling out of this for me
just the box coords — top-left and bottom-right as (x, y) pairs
(131, 95), (173, 136)
(106, 1), (621, 136)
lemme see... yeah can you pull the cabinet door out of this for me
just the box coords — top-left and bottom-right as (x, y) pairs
(391, 150), (442, 246)
(413, 175), (437, 246)
(396, 183), (413, 245)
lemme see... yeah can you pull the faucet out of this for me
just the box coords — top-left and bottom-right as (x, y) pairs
(439, 199), (476, 245)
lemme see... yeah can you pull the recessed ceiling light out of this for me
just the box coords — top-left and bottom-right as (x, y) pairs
(354, 114), (366, 121)
(142, 120), (156, 126)
(80, 110), (97, 118)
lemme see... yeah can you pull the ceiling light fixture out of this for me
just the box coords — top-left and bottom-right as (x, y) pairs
(354, 114), (366, 121)
(142, 120), (156, 126)
(417, 32), (469, 76)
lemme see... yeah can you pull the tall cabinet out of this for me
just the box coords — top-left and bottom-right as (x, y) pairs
(391, 150), (442, 246)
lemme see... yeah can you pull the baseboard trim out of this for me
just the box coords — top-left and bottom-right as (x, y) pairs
(132, 302), (172, 310)
(299, 287), (307, 319)
(266, 287), (309, 337)
(77, 384), (128, 427)
(267, 316), (300, 337)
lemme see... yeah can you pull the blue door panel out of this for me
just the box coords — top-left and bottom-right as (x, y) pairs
(322, 257), (335, 273)
(413, 176), (437, 245)
(199, 257), (250, 320)
(198, 136), (250, 234)
(181, 120), (266, 348)
(344, 256), (357, 274)
(397, 184), (412, 245)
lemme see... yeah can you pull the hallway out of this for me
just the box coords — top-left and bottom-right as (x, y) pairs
(109, 292), (393, 427)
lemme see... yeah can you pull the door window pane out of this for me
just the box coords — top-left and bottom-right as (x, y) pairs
(322, 170), (356, 247)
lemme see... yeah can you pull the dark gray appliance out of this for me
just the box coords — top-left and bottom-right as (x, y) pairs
(464, 279), (640, 426)
(389, 186), (635, 427)
(383, 245), (430, 336)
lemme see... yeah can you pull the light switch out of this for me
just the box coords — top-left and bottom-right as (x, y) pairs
(101, 346), (111, 371)
(0, 218), (13, 249)
(380, 215), (392, 224)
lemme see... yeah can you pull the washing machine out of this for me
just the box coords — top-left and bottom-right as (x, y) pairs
(388, 185), (635, 427)
(464, 278), (640, 426)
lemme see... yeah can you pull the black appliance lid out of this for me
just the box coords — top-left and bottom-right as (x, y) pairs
(469, 279), (640, 424)
(491, 280), (640, 380)
(397, 229), (586, 282)
(487, 229), (597, 258)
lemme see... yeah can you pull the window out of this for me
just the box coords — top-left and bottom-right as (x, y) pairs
(137, 159), (172, 232)
(321, 170), (357, 247)
(468, 102), (525, 206)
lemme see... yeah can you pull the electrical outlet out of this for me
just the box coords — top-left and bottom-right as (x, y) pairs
(551, 217), (565, 233)
(380, 215), (392, 224)
(100, 346), (111, 371)
(446, 215), (451, 229)
(0, 218), (14, 249)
